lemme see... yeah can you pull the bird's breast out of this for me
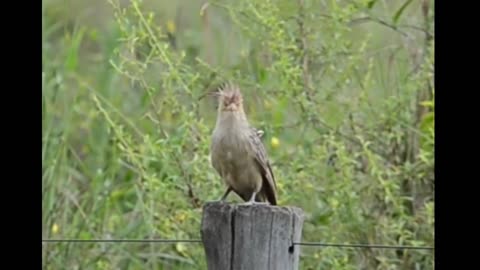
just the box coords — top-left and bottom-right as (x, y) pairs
(211, 128), (262, 194)
(212, 128), (251, 165)
(226, 151), (233, 161)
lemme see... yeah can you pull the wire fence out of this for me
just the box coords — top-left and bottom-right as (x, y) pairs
(42, 239), (434, 251)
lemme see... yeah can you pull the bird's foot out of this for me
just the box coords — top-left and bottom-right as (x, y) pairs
(239, 192), (269, 206)
(239, 201), (268, 206)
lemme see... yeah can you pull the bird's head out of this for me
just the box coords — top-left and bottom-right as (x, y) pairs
(216, 82), (244, 113)
(199, 81), (248, 125)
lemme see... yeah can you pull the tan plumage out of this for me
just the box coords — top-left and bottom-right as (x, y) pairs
(210, 82), (277, 205)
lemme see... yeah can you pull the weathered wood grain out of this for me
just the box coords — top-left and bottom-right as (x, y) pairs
(201, 202), (304, 270)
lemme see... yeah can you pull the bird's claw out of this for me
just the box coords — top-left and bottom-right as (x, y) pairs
(240, 201), (268, 206)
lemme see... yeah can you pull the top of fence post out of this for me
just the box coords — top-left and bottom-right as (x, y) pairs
(200, 201), (305, 270)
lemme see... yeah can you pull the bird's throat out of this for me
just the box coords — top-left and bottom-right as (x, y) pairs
(216, 111), (248, 130)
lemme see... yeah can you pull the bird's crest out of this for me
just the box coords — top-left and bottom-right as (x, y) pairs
(218, 81), (243, 106)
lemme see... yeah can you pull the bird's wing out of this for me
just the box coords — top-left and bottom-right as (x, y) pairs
(248, 130), (277, 205)
(210, 139), (224, 178)
(251, 127), (265, 139)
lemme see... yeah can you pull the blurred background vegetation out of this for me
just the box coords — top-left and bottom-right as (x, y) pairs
(42, 0), (434, 269)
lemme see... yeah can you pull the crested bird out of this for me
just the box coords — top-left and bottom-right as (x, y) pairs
(210, 82), (277, 205)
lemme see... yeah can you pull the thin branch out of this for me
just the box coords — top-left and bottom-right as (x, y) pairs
(348, 16), (410, 38)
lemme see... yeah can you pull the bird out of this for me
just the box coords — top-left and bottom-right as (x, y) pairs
(209, 82), (277, 205)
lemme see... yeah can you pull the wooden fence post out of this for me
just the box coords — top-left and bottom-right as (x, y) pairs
(201, 202), (304, 270)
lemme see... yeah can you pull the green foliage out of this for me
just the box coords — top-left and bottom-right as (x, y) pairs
(42, 0), (434, 269)
(393, 0), (414, 25)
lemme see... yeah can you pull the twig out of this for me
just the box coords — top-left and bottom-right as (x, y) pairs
(172, 153), (202, 208)
(398, 24), (434, 39)
(200, 3), (214, 65)
(348, 16), (410, 38)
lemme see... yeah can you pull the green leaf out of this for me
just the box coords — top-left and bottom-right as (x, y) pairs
(419, 111), (434, 154)
(393, 0), (414, 25)
(420, 112), (434, 133)
(420, 100), (434, 108)
(65, 27), (86, 72)
(258, 67), (267, 83)
(367, 0), (378, 9)
(273, 98), (287, 125)
(79, 231), (92, 240)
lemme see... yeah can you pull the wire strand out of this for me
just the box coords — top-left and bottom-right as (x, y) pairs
(42, 239), (433, 250)
(293, 242), (434, 250)
(42, 239), (202, 243)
